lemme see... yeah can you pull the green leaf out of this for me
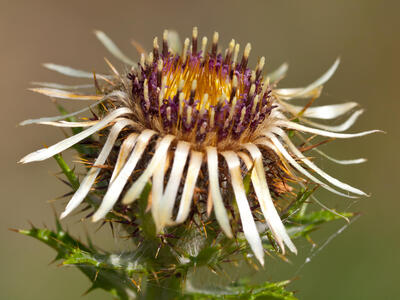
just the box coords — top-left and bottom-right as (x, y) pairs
(15, 220), (138, 300)
(283, 187), (316, 218)
(290, 210), (353, 225)
(286, 210), (354, 239)
(181, 280), (297, 300)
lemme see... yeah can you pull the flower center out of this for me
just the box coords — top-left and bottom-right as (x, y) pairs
(128, 28), (275, 146)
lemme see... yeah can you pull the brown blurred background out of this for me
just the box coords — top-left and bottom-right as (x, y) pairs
(1, 0), (399, 299)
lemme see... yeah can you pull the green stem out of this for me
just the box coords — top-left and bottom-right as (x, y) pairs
(53, 153), (80, 190)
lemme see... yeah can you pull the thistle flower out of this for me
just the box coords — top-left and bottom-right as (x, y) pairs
(20, 27), (379, 265)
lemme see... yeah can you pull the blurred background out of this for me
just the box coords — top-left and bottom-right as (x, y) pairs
(1, 0), (399, 299)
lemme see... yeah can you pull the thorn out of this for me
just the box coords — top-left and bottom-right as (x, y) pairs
(51, 204), (63, 232)
(130, 39), (146, 55)
(104, 57), (120, 77)
(27, 220), (36, 229)
(81, 285), (96, 296)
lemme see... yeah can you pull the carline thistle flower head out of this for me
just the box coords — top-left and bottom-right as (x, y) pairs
(20, 27), (379, 265)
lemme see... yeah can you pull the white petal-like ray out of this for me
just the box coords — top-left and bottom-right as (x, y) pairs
(92, 129), (156, 222)
(60, 119), (136, 219)
(43, 63), (108, 78)
(38, 120), (100, 127)
(122, 135), (175, 205)
(284, 58), (340, 99)
(20, 107), (94, 126)
(273, 128), (367, 196)
(158, 141), (190, 228)
(275, 86), (322, 100)
(95, 30), (136, 66)
(280, 101), (359, 119)
(299, 109), (364, 132)
(276, 120), (381, 138)
(238, 152), (285, 247)
(206, 147), (233, 238)
(243, 143), (297, 254)
(30, 88), (102, 101)
(312, 147), (366, 165)
(151, 146), (168, 232)
(19, 107), (132, 163)
(221, 151), (264, 265)
(32, 82), (94, 90)
(110, 133), (139, 183)
(267, 62), (289, 82)
(19, 90), (123, 126)
(175, 151), (203, 224)
(294, 132), (367, 165)
(259, 136), (357, 198)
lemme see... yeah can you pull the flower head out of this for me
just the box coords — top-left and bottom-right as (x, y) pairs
(20, 27), (379, 265)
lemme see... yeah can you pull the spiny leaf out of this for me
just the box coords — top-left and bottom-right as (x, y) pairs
(290, 210), (354, 225)
(286, 210), (355, 239)
(287, 187), (316, 218)
(15, 219), (137, 300)
(63, 249), (146, 275)
(182, 280), (297, 300)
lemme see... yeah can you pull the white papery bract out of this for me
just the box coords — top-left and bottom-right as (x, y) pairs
(20, 28), (379, 266)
